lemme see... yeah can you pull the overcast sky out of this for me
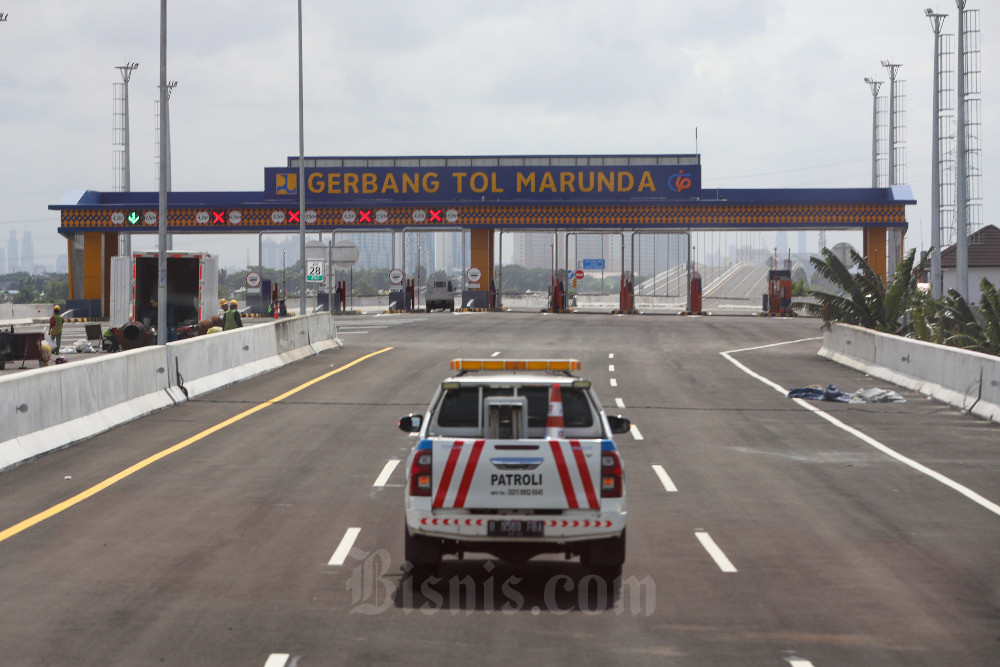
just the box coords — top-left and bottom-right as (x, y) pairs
(0, 0), (996, 271)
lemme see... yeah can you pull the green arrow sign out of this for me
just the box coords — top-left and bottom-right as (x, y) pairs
(127, 211), (141, 226)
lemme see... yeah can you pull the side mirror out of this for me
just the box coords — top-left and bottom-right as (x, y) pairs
(607, 415), (631, 435)
(398, 414), (422, 433)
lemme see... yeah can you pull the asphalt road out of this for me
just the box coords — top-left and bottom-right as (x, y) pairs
(1, 312), (998, 666)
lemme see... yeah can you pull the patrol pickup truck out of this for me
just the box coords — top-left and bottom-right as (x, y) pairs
(398, 358), (630, 581)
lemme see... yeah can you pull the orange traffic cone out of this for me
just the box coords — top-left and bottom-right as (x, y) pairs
(546, 383), (565, 439)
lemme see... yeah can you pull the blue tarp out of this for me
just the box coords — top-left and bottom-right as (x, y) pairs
(787, 385), (852, 402)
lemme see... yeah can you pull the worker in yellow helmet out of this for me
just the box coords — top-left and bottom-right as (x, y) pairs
(49, 305), (64, 354)
(223, 299), (243, 330)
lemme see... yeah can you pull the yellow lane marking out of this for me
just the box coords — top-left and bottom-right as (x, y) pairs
(0, 347), (394, 545)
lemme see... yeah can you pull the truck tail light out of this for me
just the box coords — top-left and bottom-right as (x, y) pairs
(601, 450), (622, 498)
(409, 451), (432, 497)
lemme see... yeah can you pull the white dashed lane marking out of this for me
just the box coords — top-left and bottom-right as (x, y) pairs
(651, 464), (678, 492)
(696, 531), (738, 573)
(615, 398), (625, 409)
(373, 459), (400, 487)
(328, 527), (362, 566)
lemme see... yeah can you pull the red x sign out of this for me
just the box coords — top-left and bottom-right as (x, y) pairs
(358, 209), (372, 223)
(211, 211), (226, 225)
(429, 209), (442, 222)
(287, 210), (300, 223)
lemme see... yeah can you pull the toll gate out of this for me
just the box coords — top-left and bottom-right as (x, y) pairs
(50, 154), (914, 317)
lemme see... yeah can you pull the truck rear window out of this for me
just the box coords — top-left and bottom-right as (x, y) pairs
(521, 386), (594, 428)
(435, 385), (593, 431)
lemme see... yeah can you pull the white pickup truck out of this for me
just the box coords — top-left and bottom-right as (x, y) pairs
(398, 358), (631, 583)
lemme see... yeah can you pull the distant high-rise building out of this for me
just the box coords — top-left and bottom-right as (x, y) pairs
(433, 230), (466, 274)
(7, 231), (18, 273)
(515, 232), (557, 270)
(56, 255), (69, 273)
(21, 230), (34, 274)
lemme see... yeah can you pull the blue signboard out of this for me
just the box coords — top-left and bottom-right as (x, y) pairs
(581, 258), (605, 270)
(264, 164), (701, 204)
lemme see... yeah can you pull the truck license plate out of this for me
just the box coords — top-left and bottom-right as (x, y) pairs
(487, 520), (545, 538)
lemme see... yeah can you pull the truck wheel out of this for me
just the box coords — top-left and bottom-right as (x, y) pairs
(582, 529), (626, 566)
(405, 524), (442, 566)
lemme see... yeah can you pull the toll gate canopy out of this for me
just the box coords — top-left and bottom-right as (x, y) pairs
(50, 154), (915, 314)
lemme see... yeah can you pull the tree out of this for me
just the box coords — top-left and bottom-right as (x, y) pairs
(795, 247), (927, 334)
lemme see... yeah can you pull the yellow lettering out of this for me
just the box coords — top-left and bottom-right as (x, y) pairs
(308, 173), (324, 194)
(327, 173), (342, 194)
(362, 173), (378, 194)
(402, 173), (419, 193)
(559, 172), (575, 193)
(423, 172), (439, 193)
(617, 172), (634, 191)
(539, 172), (557, 193)
(452, 171), (467, 194)
(381, 173), (399, 194)
(578, 172), (594, 192)
(517, 172), (536, 192)
(470, 172), (488, 193)
(491, 172), (504, 193)
(344, 173), (359, 194)
(597, 172), (614, 192)
(638, 171), (655, 192)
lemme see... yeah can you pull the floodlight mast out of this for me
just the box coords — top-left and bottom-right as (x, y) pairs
(927, 8), (948, 299)
(955, 0), (968, 299)
(864, 77), (883, 189)
(115, 62), (139, 259)
(881, 60), (903, 275)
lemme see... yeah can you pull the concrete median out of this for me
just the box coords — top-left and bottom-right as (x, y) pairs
(821, 323), (1000, 425)
(1, 313), (341, 472)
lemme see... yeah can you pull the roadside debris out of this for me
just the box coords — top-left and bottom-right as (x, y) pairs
(787, 385), (906, 403)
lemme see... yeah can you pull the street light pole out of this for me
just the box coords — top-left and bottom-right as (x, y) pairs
(156, 0), (168, 345)
(297, 0), (307, 317)
(927, 8), (948, 299)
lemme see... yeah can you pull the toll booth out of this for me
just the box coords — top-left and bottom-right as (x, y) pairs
(683, 271), (703, 315)
(762, 269), (795, 316)
(388, 285), (410, 312)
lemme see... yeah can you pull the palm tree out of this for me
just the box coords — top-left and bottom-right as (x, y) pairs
(796, 247), (927, 334)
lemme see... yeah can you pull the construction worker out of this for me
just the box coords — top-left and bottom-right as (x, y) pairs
(49, 305), (64, 354)
(223, 299), (243, 330)
(218, 298), (228, 317)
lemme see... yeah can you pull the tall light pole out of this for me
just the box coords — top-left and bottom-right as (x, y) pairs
(116, 61), (139, 259)
(927, 8), (948, 298)
(297, 0), (307, 317)
(955, 0), (969, 299)
(864, 77), (882, 188)
(156, 0), (168, 345)
(158, 80), (177, 250)
(881, 60), (903, 275)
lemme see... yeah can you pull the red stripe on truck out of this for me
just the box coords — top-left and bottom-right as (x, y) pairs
(453, 440), (485, 508)
(432, 440), (464, 508)
(570, 440), (600, 509)
(549, 440), (579, 509)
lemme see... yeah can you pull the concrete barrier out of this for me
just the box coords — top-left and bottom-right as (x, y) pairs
(1, 346), (173, 471)
(1, 313), (341, 472)
(821, 323), (1000, 425)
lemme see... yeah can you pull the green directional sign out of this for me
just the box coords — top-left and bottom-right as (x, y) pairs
(126, 210), (141, 226)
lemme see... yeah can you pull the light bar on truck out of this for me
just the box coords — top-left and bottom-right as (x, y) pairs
(450, 358), (581, 372)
